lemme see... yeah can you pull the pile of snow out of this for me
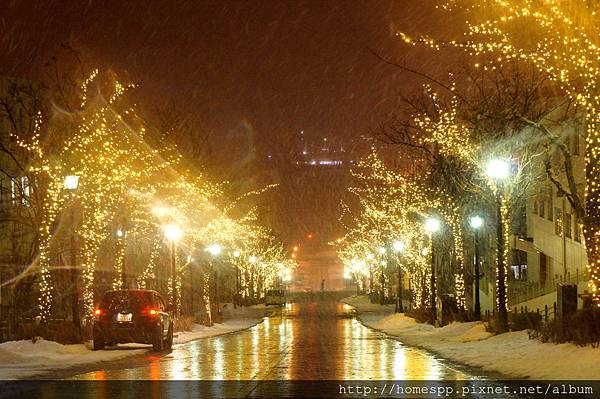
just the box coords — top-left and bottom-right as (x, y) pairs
(0, 339), (147, 379)
(174, 304), (271, 344)
(0, 304), (273, 380)
(341, 295), (396, 313)
(343, 295), (600, 380)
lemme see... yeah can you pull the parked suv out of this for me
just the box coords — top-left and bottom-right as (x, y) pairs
(93, 289), (173, 351)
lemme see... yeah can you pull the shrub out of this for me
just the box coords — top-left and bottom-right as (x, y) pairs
(510, 311), (542, 331)
(528, 309), (600, 347)
(16, 321), (82, 344)
(173, 316), (195, 333)
(406, 307), (435, 325)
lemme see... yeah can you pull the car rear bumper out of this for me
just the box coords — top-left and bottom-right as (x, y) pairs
(93, 321), (160, 344)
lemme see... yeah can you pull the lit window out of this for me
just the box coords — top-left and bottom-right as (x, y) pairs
(554, 208), (562, 236)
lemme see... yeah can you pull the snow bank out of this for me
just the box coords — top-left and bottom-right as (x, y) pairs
(343, 295), (600, 380)
(0, 304), (272, 380)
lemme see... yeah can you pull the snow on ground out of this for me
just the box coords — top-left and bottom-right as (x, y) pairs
(0, 304), (272, 380)
(342, 295), (600, 380)
(174, 304), (270, 344)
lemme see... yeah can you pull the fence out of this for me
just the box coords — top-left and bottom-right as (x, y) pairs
(482, 302), (557, 330)
(509, 269), (589, 305)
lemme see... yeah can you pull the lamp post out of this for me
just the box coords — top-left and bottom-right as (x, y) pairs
(378, 247), (386, 305)
(393, 240), (405, 313)
(424, 217), (441, 319)
(366, 253), (374, 296)
(116, 228), (126, 289)
(206, 244), (222, 318)
(164, 224), (182, 316)
(469, 216), (484, 320)
(233, 250), (241, 308)
(64, 176), (80, 333)
(486, 158), (510, 332)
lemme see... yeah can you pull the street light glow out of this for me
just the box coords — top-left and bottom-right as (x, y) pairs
(163, 224), (182, 242)
(116, 229), (125, 238)
(378, 246), (386, 255)
(64, 175), (80, 190)
(424, 217), (441, 233)
(233, 250), (241, 258)
(485, 159), (510, 180)
(152, 206), (169, 217)
(393, 240), (405, 253)
(206, 243), (222, 256)
(248, 255), (257, 264)
(470, 216), (484, 229)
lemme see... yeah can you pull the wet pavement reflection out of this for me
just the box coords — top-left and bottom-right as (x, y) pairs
(70, 302), (477, 381)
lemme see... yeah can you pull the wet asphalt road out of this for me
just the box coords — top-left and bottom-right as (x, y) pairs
(67, 301), (477, 381)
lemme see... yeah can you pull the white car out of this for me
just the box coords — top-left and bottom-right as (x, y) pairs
(265, 289), (286, 306)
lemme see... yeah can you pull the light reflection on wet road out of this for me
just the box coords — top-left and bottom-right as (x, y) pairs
(70, 302), (477, 381)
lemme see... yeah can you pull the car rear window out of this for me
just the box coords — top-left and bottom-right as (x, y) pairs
(100, 291), (155, 311)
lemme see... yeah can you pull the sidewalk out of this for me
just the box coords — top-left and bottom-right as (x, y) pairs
(342, 295), (600, 380)
(0, 304), (272, 380)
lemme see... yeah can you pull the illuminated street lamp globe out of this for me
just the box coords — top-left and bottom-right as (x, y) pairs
(64, 175), (80, 190)
(206, 243), (222, 257)
(378, 246), (386, 255)
(392, 240), (405, 253)
(248, 255), (257, 264)
(485, 159), (510, 180)
(233, 250), (241, 258)
(164, 224), (182, 242)
(424, 217), (441, 233)
(470, 216), (484, 230)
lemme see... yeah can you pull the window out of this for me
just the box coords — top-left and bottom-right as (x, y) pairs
(547, 198), (554, 221)
(574, 216), (582, 242)
(565, 213), (572, 238)
(555, 208), (563, 236)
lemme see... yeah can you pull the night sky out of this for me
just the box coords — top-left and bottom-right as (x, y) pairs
(0, 0), (458, 244)
(0, 1), (456, 145)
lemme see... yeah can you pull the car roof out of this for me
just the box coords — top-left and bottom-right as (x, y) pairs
(104, 289), (158, 294)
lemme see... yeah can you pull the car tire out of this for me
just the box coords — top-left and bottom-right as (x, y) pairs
(152, 326), (164, 352)
(164, 325), (173, 350)
(93, 333), (105, 351)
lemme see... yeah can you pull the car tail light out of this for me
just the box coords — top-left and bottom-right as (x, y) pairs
(147, 308), (158, 316)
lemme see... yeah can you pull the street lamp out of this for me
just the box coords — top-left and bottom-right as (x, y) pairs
(206, 243), (222, 256)
(366, 253), (375, 294)
(64, 175), (80, 190)
(469, 216), (484, 320)
(424, 217), (440, 319)
(164, 224), (181, 316)
(485, 159), (510, 180)
(206, 243), (223, 318)
(393, 240), (405, 313)
(486, 158), (510, 332)
(115, 228), (126, 289)
(64, 176), (80, 332)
